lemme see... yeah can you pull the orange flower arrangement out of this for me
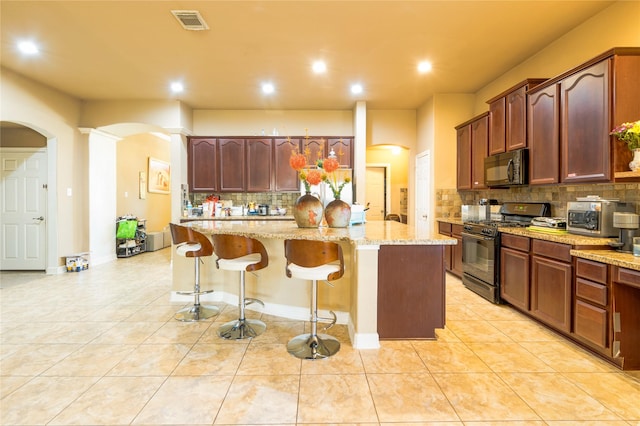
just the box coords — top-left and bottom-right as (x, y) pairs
(290, 151), (323, 192)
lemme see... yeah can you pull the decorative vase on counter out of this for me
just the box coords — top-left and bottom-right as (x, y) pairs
(293, 192), (323, 228)
(629, 148), (640, 172)
(324, 197), (351, 228)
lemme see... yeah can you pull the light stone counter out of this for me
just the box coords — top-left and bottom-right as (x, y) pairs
(498, 227), (615, 247)
(570, 249), (640, 271)
(171, 220), (455, 349)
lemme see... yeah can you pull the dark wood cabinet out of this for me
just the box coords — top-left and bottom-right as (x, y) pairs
(327, 137), (353, 168)
(438, 222), (453, 272)
(456, 113), (488, 190)
(528, 84), (560, 185)
(451, 224), (463, 278)
(246, 138), (273, 192)
(574, 258), (610, 352)
(218, 138), (245, 192)
(471, 114), (489, 189)
(487, 79), (547, 155)
(188, 138), (218, 192)
(612, 266), (640, 370)
(500, 234), (531, 311)
(530, 240), (572, 333)
(377, 245), (445, 339)
(302, 138), (326, 166)
(274, 138), (301, 191)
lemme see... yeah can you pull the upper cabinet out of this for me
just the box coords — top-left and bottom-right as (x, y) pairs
(528, 48), (640, 184)
(487, 79), (547, 155)
(274, 138), (301, 192)
(188, 135), (353, 193)
(188, 138), (218, 192)
(456, 112), (488, 190)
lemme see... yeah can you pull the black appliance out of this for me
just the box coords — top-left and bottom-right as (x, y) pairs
(461, 202), (550, 303)
(484, 148), (528, 187)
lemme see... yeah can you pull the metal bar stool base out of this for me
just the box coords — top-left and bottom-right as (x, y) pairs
(175, 304), (219, 322)
(218, 318), (266, 340)
(287, 333), (341, 360)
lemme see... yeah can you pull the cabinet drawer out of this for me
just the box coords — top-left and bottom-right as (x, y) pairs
(576, 277), (607, 306)
(438, 222), (452, 235)
(613, 266), (640, 289)
(574, 299), (608, 349)
(575, 258), (608, 284)
(452, 224), (463, 237)
(501, 233), (530, 252)
(532, 239), (571, 262)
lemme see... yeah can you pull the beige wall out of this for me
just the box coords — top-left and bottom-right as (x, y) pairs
(81, 100), (191, 131)
(366, 109), (416, 149)
(116, 133), (171, 233)
(366, 146), (410, 215)
(192, 110), (354, 136)
(0, 125), (47, 147)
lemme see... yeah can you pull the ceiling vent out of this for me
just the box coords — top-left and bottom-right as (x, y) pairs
(171, 10), (209, 31)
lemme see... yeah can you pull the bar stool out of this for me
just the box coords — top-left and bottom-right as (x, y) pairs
(283, 239), (344, 359)
(211, 234), (269, 339)
(169, 223), (220, 321)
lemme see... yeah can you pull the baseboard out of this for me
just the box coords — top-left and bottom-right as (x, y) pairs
(348, 315), (380, 349)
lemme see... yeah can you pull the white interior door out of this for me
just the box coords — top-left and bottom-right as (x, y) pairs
(415, 150), (431, 235)
(365, 166), (386, 220)
(1, 149), (48, 270)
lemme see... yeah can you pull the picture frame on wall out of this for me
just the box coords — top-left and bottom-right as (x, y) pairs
(148, 157), (170, 194)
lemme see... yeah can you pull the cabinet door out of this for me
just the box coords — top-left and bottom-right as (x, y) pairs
(500, 247), (530, 311)
(561, 59), (611, 183)
(528, 84), (560, 185)
(246, 138), (273, 192)
(575, 299), (608, 350)
(488, 97), (506, 155)
(218, 138), (245, 192)
(471, 115), (488, 189)
(530, 255), (572, 332)
(327, 137), (353, 168)
(302, 138), (326, 165)
(188, 138), (217, 192)
(274, 138), (301, 191)
(456, 125), (472, 190)
(506, 86), (527, 151)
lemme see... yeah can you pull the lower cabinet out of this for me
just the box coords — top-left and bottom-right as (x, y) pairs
(611, 266), (640, 370)
(573, 258), (610, 352)
(530, 239), (572, 333)
(437, 221), (462, 278)
(500, 234), (530, 311)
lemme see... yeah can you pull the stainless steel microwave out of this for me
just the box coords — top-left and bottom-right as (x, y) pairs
(484, 148), (528, 188)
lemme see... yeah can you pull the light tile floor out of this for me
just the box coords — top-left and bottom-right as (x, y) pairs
(1, 248), (639, 425)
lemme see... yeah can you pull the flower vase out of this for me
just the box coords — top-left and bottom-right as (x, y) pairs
(629, 148), (640, 172)
(324, 196), (351, 228)
(293, 192), (323, 228)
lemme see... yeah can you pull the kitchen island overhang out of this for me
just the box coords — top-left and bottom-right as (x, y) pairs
(170, 220), (456, 349)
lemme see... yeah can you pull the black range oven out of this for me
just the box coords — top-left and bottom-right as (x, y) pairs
(461, 202), (550, 304)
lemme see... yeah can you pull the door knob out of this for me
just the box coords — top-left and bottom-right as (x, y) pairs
(33, 216), (44, 221)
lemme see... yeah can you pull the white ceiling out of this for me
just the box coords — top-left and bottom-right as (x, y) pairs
(1, 1), (616, 111)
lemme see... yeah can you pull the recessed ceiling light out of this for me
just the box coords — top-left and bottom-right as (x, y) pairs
(312, 60), (327, 74)
(170, 81), (184, 93)
(350, 84), (363, 95)
(418, 61), (432, 73)
(17, 40), (39, 55)
(262, 82), (275, 94)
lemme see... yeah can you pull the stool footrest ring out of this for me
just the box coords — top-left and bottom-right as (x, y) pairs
(244, 297), (264, 308)
(317, 310), (337, 330)
(176, 289), (215, 296)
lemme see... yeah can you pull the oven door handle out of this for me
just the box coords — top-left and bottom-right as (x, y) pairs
(462, 232), (494, 241)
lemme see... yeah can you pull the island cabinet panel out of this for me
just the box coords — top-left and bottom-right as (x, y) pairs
(327, 137), (353, 168)
(246, 138), (273, 192)
(274, 138), (301, 191)
(218, 138), (246, 192)
(188, 138), (218, 192)
(500, 234), (530, 311)
(528, 84), (560, 185)
(612, 266), (640, 370)
(377, 245), (445, 339)
(530, 240), (572, 333)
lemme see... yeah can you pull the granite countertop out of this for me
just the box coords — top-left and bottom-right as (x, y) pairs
(436, 217), (464, 225)
(571, 249), (640, 271)
(498, 227), (616, 247)
(181, 214), (295, 222)
(186, 219), (457, 246)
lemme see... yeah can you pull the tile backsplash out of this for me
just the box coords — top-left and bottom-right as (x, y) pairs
(437, 183), (640, 219)
(191, 192), (299, 210)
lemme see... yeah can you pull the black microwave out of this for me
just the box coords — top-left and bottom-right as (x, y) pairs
(484, 148), (528, 187)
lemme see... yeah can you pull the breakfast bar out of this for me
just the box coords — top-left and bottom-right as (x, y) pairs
(171, 220), (457, 348)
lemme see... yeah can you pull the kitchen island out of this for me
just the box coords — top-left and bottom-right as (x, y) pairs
(171, 220), (456, 348)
